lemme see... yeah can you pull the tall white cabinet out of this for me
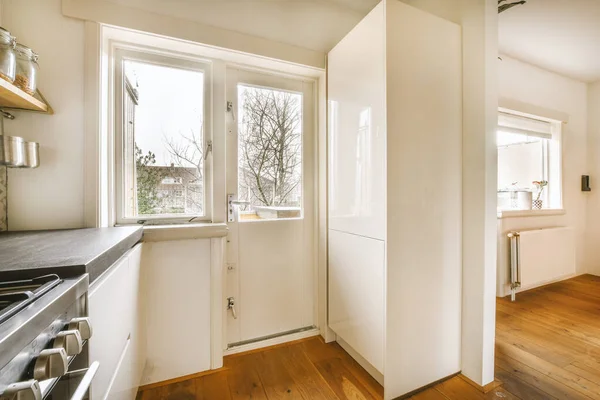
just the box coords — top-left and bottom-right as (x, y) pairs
(328, 1), (462, 399)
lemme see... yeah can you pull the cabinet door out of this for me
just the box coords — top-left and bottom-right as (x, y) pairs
(328, 229), (385, 373)
(328, 2), (386, 241)
(105, 338), (137, 400)
(89, 255), (131, 400)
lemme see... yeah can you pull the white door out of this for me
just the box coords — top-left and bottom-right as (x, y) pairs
(225, 67), (316, 346)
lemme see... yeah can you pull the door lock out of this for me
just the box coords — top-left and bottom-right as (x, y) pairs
(227, 297), (237, 319)
(227, 194), (250, 222)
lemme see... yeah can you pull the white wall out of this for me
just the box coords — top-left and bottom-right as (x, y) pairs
(497, 56), (589, 285)
(3, 0), (85, 230)
(586, 82), (600, 275)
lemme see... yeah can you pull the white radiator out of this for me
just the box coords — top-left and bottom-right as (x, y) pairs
(507, 227), (576, 300)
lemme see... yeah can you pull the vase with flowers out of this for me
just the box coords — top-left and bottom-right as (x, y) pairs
(532, 180), (548, 210)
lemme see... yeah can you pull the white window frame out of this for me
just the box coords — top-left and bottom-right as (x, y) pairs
(497, 107), (564, 215)
(114, 48), (213, 225)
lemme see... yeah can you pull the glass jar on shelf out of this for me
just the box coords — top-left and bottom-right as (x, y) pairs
(14, 43), (38, 95)
(0, 28), (16, 83)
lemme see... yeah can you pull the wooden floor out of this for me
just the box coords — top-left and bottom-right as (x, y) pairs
(138, 274), (600, 400)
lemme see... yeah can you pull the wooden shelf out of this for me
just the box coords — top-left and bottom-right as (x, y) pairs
(0, 78), (51, 114)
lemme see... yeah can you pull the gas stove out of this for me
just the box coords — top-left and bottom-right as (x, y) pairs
(0, 275), (63, 325)
(0, 273), (96, 400)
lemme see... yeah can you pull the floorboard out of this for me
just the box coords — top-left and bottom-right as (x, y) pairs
(138, 274), (600, 400)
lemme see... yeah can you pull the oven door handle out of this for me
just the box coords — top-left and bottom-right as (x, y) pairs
(70, 361), (99, 400)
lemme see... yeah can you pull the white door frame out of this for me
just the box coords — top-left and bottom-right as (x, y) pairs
(223, 66), (320, 349)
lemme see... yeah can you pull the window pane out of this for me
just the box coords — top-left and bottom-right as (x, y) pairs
(237, 85), (303, 221)
(497, 130), (547, 210)
(123, 60), (204, 218)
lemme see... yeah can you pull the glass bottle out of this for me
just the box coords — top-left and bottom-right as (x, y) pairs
(14, 43), (38, 95)
(0, 28), (16, 83)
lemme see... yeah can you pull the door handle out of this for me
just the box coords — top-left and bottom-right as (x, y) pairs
(69, 361), (99, 400)
(228, 194), (250, 222)
(227, 297), (238, 319)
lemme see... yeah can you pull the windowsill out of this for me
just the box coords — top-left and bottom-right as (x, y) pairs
(497, 209), (565, 219)
(142, 222), (228, 242)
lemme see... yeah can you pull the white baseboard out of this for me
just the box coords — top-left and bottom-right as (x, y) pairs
(336, 336), (384, 386)
(223, 328), (320, 356)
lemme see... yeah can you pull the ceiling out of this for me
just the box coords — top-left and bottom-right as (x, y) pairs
(104, 0), (379, 53)
(499, 0), (600, 83)
(324, 0), (379, 13)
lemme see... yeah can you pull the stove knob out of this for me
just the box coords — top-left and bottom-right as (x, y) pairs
(53, 329), (83, 356)
(0, 380), (42, 400)
(33, 348), (67, 381)
(68, 317), (93, 340)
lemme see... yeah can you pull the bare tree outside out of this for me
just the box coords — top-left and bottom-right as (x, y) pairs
(124, 57), (303, 220)
(238, 86), (303, 211)
(163, 128), (205, 213)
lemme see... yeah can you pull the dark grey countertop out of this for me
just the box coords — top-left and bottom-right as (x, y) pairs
(0, 226), (143, 283)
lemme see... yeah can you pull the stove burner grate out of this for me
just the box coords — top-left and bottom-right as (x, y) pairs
(0, 274), (62, 325)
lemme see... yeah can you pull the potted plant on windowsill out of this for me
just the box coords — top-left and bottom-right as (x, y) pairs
(532, 180), (548, 210)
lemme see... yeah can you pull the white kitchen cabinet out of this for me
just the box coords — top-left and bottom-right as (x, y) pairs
(328, 1), (462, 399)
(89, 243), (144, 400)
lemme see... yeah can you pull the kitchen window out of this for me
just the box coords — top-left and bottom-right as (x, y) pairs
(114, 50), (212, 224)
(497, 110), (562, 212)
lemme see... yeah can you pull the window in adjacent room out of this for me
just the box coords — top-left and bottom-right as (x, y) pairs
(115, 50), (211, 223)
(497, 110), (562, 212)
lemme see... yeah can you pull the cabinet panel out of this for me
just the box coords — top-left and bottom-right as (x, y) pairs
(327, 2), (386, 241)
(128, 244), (145, 387)
(141, 239), (211, 385)
(89, 255), (131, 400)
(106, 338), (137, 400)
(328, 230), (384, 373)
(384, 1), (462, 398)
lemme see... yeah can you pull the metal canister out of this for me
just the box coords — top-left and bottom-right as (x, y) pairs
(0, 135), (25, 167)
(24, 141), (39, 168)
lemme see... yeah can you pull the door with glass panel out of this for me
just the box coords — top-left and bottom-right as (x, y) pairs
(225, 68), (315, 347)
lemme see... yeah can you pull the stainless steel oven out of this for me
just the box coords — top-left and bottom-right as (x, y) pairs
(0, 274), (97, 400)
